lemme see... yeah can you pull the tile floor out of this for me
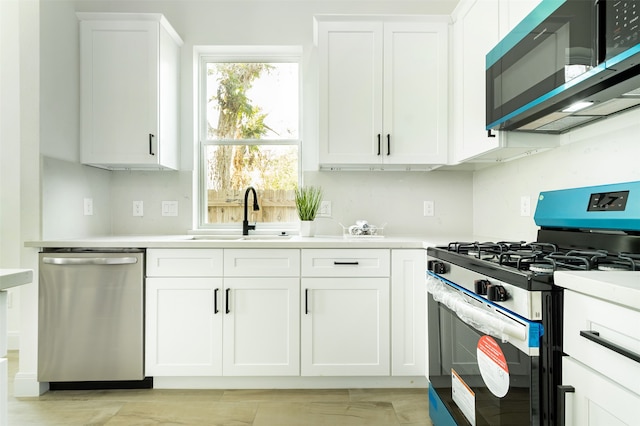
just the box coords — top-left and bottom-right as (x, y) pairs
(7, 351), (434, 425)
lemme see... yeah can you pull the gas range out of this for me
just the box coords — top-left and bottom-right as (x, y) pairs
(426, 181), (640, 426)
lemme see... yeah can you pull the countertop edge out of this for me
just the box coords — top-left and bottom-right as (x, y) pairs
(24, 236), (447, 250)
(0, 269), (34, 290)
(554, 270), (640, 310)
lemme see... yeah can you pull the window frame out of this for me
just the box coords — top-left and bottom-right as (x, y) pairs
(196, 46), (303, 231)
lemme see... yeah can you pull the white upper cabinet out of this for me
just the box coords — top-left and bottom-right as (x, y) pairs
(450, 0), (501, 163)
(78, 13), (183, 170)
(316, 17), (449, 169)
(450, 0), (556, 164)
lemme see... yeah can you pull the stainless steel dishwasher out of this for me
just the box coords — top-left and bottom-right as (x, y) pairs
(38, 249), (148, 388)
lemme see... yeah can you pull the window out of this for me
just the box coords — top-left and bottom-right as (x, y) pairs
(198, 47), (301, 229)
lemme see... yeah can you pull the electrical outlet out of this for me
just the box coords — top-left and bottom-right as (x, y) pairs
(424, 200), (435, 217)
(162, 201), (179, 217)
(520, 196), (531, 217)
(319, 200), (332, 217)
(133, 200), (144, 217)
(83, 198), (93, 216)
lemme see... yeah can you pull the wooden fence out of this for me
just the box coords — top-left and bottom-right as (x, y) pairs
(207, 189), (297, 224)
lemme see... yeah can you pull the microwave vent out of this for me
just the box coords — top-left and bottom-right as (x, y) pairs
(533, 115), (600, 132)
(576, 97), (640, 116)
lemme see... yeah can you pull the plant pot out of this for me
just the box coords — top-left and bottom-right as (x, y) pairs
(300, 220), (316, 237)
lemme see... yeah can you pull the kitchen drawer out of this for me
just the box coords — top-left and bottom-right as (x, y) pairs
(301, 249), (390, 277)
(561, 356), (640, 426)
(563, 289), (640, 396)
(147, 249), (223, 277)
(224, 249), (300, 277)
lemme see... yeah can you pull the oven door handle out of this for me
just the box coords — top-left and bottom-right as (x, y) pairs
(427, 275), (526, 342)
(580, 330), (640, 364)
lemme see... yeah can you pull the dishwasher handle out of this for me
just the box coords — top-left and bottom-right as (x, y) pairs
(42, 256), (139, 266)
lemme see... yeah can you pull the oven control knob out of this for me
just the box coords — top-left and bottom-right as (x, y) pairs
(428, 261), (447, 274)
(487, 285), (509, 302)
(474, 279), (490, 295)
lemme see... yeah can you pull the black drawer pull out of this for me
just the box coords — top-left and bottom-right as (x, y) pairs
(557, 385), (575, 426)
(377, 134), (381, 156)
(580, 330), (640, 363)
(305, 289), (309, 315)
(214, 288), (219, 314)
(333, 261), (359, 266)
(149, 133), (155, 156)
(225, 288), (230, 314)
(387, 134), (390, 155)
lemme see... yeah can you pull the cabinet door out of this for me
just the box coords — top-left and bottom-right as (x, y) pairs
(391, 250), (426, 376)
(223, 277), (300, 376)
(80, 20), (159, 167)
(561, 356), (640, 426)
(383, 22), (448, 165)
(146, 278), (222, 376)
(318, 21), (383, 165)
(451, 0), (502, 163)
(301, 277), (390, 376)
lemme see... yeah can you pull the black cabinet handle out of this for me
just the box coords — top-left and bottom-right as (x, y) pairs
(305, 289), (309, 315)
(557, 385), (575, 426)
(149, 133), (155, 156)
(214, 288), (219, 314)
(334, 261), (359, 265)
(487, 129), (496, 138)
(225, 288), (230, 314)
(377, 134), (381, 156)
(580, 330), (640, 363)
(387, 134), (390, 155)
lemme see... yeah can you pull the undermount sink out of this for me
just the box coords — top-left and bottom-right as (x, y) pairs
(188, 234), (292, 241)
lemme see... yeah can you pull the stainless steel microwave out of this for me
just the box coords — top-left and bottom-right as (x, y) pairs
(486, 0), (640, 134)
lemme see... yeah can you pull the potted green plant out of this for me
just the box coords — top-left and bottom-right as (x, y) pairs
(295, 186), (323, 237)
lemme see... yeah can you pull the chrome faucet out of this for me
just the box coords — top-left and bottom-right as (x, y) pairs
(242, 186), (260, 235)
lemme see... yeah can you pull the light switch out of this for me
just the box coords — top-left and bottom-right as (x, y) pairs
(162, 201), (179, 217)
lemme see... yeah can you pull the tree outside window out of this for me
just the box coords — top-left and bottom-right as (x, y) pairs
(200, 55), (300, 228)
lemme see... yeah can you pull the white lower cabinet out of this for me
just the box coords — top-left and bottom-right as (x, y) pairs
(146, 277), (222, 376)
(559, 289), (640, 425)
(301, 249), (391, 376)
(145, 249), (300, 377)
(223, 277), (299, 376)
(146, 247), (424, 382)
(562, 356), (640, 426)
(301, 277), (389, 376)
(391, 250), (426, 376)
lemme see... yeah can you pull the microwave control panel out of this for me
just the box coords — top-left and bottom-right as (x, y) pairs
(608, 0), (639, 51)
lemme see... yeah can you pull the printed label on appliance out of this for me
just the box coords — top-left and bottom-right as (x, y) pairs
(452, 368), (476, 426)
(477, 335), (510, 398)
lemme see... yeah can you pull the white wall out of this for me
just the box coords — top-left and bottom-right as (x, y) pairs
(305, 170), (473, 237)
(473, 108), (640, 242)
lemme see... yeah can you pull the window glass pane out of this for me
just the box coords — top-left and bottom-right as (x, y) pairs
(206, 63), (299, 140)
(203, 144), (298, 225)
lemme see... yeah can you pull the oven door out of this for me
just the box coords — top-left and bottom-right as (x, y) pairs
(427, 275), (542, 426)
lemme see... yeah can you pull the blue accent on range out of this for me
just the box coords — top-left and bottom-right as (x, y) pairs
(534, 181), (640, 232)
(429, 386), (458, 426)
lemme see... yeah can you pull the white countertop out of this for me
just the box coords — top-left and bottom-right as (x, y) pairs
(24, 234), (464, 250)
(0, 269), (33, 290)
(554, 271), (640, 310)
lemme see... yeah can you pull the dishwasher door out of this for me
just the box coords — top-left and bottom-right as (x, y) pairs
(38, 250), (144, 382)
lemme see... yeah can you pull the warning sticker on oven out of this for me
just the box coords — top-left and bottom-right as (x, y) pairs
(477, 335), (510, 398)
(451, 368), (476, 426)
